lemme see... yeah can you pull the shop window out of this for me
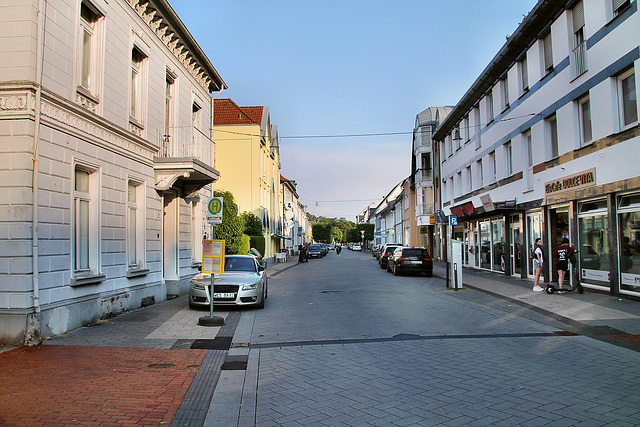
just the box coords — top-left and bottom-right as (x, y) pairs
(619, 194), (640, 293)
(492, 220), (505, 272)
(480, 222), (491, 270)
(578, 200), (610, 287)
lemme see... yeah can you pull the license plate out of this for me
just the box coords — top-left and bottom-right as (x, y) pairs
(409, 261), (422, 264)
(214, 293), (235, 299)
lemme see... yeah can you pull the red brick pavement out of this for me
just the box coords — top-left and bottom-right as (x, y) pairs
(0, 345), (207, 426)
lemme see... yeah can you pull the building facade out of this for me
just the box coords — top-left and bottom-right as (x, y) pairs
(281, 175), (310, 255)
(213, 98), (283, 262)
(410, 106), (452, 257)
(0, 0), (226, 344)
(434, 0), (639, 297)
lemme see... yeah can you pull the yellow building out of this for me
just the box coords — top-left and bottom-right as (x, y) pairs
(213, 99), (283, 262)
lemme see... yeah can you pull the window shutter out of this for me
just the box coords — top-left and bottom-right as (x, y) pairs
(572, 1), (585, 32)
(612, 0), (627, 13)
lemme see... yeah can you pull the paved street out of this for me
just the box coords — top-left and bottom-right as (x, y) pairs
(2, 249), (640, 426)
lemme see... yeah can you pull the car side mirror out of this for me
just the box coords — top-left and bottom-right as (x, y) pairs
(258, 264), (265, 272)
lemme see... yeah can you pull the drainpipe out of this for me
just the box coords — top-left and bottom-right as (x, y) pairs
(27, 0), (47, 345)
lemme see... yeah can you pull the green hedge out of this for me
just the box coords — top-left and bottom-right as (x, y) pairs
(238, 234), (251, 255)
(249, 235), (266, 257)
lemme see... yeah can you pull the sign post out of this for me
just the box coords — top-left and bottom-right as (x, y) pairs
(198, 198), (226, 327)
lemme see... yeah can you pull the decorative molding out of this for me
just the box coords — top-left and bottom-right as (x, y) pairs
(0, 95), (28, 111)
(128, 0), (214, 94)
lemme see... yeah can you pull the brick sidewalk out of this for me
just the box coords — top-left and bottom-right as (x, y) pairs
(0, 345), (207, 426)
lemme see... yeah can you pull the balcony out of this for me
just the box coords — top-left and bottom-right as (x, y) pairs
(414, 168), (433, 182)
(571, 42), (587, 78)
(154, 127), (220, 198)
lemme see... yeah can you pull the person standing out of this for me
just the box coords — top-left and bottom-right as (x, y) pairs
(555, 238), (576, 291)
(533, 238), (545, 292)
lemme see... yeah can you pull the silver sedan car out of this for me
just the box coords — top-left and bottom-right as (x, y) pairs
(189, 255), (268, 309)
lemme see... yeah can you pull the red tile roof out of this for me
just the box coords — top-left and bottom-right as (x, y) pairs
(214, 99), (263, 125)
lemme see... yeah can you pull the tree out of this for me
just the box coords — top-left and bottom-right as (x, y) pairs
(346, 224), (375, 243)
(213, 190), (244, 254)
(240, 211), (262, 236)
(311, 223), (332, 243)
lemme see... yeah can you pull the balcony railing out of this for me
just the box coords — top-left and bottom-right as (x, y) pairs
(571, 42), (587, 78)
(158, 126), (213, 165)
(415, 168), (433, 182)
(417, 203), (434, 216)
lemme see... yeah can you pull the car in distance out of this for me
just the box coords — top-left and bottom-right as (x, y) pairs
(308, 244), (324, 258)
(378, 243), (402, 269)
(352, 243), (362, 251)
(387, 246), (433, 276)
(189, 255), (268, 309)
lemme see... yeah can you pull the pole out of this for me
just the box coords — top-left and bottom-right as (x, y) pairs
(210, 225), (215, 319)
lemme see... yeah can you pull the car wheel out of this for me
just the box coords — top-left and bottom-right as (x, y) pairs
(393, 265), (400, 276)
(379, 262), (385, 269)
(387, 262), (392, 272)
(257, 288), (266, 309)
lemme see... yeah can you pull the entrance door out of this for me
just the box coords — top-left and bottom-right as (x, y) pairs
(163, 191), (179, 281)
(511, 219), (521, 276)
(549, 206), (570, 285)
(526, 212), (543, 278)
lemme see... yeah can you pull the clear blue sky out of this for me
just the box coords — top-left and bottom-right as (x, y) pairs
(169, 0), (538, 220)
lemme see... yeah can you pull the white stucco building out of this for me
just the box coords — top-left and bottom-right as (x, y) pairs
(434, 0), (639, 297)
(281, 175), (310, 255)
(0, 0), (226, 344)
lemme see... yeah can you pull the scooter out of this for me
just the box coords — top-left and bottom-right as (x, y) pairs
(545, 259), (584, 294)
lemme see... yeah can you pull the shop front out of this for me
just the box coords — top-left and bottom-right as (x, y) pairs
(544, 170), (640, 298)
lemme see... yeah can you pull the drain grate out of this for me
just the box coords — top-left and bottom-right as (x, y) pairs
(191, 337), (232, 350)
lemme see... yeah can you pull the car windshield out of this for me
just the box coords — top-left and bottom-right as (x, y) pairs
(224, 257), (257, 273)
(309, 245), (321, 250)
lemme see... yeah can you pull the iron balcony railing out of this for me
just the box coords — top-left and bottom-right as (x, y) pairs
(158, 126), (213, 164)
(571, 41), (587, 78)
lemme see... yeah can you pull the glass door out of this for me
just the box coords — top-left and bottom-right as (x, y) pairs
(511, 218), (521, 276)
(526, 212), (543, 278)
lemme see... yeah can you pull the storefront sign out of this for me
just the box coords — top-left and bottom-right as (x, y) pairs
(545, 168), (596, 197)
(480, 194), (495, 212)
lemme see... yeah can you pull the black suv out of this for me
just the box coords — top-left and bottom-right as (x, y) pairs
(387, 246), (433, 276)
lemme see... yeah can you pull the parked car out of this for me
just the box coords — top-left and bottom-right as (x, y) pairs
(387, 246), (433, 276)
(189, 255), (268, 309)
(308, 244), (324, 258)
(372, 244), (382, 258)
(379, 243), (402, 269)
(352, 244), (362, 251)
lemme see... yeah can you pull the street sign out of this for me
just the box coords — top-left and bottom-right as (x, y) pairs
(207, 197), (223, 224)
(360, 230), (365, 236)
(450, 216), (458, 226)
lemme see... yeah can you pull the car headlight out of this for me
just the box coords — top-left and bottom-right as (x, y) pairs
(242, 282), (259, 291)
(191, 281), (206, 290)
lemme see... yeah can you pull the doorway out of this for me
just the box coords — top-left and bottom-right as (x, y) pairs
(549, 206), (571, 285)
(526, 211), (543, 278)
(163, 191), (179, 282)
(510, 216), (522, 277)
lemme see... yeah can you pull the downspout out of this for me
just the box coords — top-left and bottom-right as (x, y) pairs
(27, 0), (47, 345)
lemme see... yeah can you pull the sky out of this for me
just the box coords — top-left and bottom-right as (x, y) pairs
(168, 0), (539, 220)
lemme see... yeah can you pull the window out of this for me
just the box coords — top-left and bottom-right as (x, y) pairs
(519, 56), (529, 94)
(449, 177), (454, 202)
(476, 159), (483, 189)
(461, 116), (469, 142)
(489, 151), (496, 183)
(501, 76), (509, 110)
(130, 46), (147, 125)
(474, 106), (481, 149)
(547, 114), (559, 159)
(466, 166), (472, 193)
(578, 95), (593, 145)
(454, 126), (461, 151)
(524, 130), (533, 190)
(457, 171), (462, 196)
(542, 32), (553, 74)
(77, 2), (103, 100)
(571, 1), (587, 77)
(618, 68), (637, 128)
(486, 92), (494, 123)
(127, 180), (145, 269)
(447, 134), (453, 158)
(578, 200), (610, 287)
(73, 165), (100, 277)
(612, 0), (631, 18)
(505, 141), (513, 177)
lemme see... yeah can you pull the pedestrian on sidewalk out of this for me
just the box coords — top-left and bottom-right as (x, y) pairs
(555, 238), (576, 291)
(533, 238), (545, 292)
(298, 245), (308, 263)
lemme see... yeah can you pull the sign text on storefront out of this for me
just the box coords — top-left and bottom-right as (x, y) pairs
(545, 168), (595, 196)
